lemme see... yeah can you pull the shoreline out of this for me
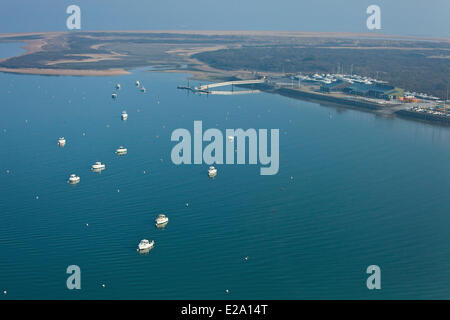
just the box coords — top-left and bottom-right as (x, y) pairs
(269, 87), (450, 126)
(239, 84), (450, 127)
(0, 29), (448, 126)
(0, 60), (447, 127)
(0, 67), (130, 76)
(395, 109), (450, 125)
(0, 30), (449, 79)
(273, 87), (383, 111)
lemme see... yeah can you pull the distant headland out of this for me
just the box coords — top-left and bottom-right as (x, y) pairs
(0, 30), (448, 99)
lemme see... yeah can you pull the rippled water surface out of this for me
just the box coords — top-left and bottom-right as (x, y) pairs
(1, 69), (450, 299)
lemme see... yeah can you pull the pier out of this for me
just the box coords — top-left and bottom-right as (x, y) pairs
(198, 79), (266, 91)
(177, 79), (265, 95)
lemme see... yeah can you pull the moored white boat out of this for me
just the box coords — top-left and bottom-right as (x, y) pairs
(91, 161), (105, 171)
(208, 166), (217, 178)
(121, 111), (128, 120)
(68, 174), (80, 184)
(58, 137), (66, 146)
(137, 239), (154, 251)
(116, 146), (127, 154)
(155, 214), (169, 226)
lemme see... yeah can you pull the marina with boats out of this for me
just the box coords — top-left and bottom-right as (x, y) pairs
(179, 73), (449, 125)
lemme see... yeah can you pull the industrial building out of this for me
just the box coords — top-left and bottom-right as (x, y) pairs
(320, 80), (403, 100)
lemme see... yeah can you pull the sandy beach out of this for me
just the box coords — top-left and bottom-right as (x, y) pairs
(0, 67), (129, 76)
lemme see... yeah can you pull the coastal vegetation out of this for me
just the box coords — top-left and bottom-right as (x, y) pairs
(194, 43), (450, 99)
(0, 31), (448, 98)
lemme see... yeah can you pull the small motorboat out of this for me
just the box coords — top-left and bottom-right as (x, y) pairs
(140, 86), (146, 93)
(112, 93), (117, 99)
(121, 111), (128, 120)
(155, 214), (169, 226)
(68, 174), (80, 184)
(116, 83), (121, 90)
(227, 135), (234, 142)
(116, 146), (127, 154)
(136, 80), (140, 87)
(208, 166), (217, 178)
(58, 137), (66, 146)
(137, 239), (154, 251)
(91, 162), (105, 171)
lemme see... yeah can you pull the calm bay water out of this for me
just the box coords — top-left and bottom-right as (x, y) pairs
(0, 42), (25, 59)
(1, 68), (450, 299)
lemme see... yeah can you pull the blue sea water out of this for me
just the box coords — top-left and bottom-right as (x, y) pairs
(0, 42), (25, 59)
(1, 68), (450, 300)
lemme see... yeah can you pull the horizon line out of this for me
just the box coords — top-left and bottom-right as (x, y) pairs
(0, 30), (449, 42)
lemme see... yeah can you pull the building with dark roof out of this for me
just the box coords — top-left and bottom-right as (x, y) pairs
(321, 81), (403, 100)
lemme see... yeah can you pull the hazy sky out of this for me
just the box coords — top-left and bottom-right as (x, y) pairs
(1, 0), (449, 37)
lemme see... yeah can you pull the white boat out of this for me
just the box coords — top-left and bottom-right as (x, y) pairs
(68, 174), (80, 184)
(121, 111), (128, 120)
(155, 214), (169, 226)
(116, 83), (121, 90)
(227, 135), (234, 142)
(116, 146), (127, 154)
(112, 93), (117, 99)
(136, 80), (140, 87)
(91, 161), (105, 170)
(140, 87), (146, 93)
(137, 239), (154, 251)
(58, 137), (66, 146)
(208, 166), (217, 178)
